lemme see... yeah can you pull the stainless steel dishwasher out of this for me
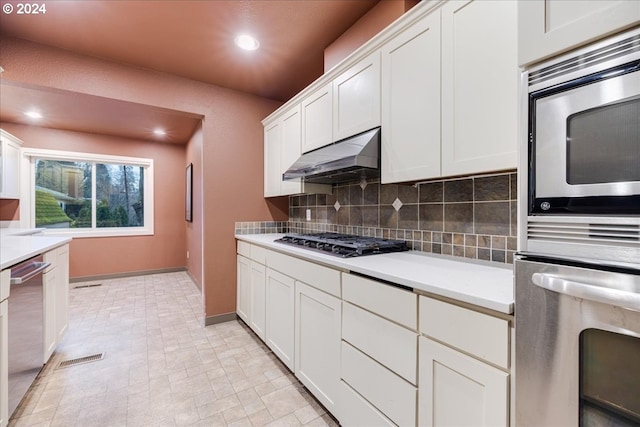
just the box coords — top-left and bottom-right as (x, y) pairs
(8, 255), (50, 418)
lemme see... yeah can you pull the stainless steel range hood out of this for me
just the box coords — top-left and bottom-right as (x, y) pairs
(283, 127), (380, 184)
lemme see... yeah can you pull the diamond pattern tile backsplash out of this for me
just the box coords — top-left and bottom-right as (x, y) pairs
(236, 172), (518, 264)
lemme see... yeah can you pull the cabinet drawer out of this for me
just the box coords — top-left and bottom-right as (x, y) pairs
(237, 240), (251, 258)
(0, 269), (9, 302)
(342, 273), (417, 329)
(341, 342), (417, 426)
(419, 296), (509, 369)
(339, 380), (394, 427)
(250, 245), (267, 265)
(267, 251), (340, 297)
(342, 302), (417, 384)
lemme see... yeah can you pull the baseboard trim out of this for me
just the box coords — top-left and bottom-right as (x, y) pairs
(70, 267), (186, 284)
(205, 312), (238, 326)
(186, 270), (202, 292)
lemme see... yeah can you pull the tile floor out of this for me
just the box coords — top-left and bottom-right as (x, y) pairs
(9, 272), (338, 427)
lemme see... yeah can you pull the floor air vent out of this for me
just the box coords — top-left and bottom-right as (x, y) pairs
(56, 353), (104, 369)
(74, 283), (103, 289)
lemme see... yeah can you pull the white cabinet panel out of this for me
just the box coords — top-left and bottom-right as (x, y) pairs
(249, 261), (266, 341)
(519, 0), (640, 66)
(420, 296), (510, 369)
(342, 302), (417, 384)
(267, 250), (340, 297)
(419, 337), (509, 427)
(294, 281), (341, 416)
(0, 299), (7, 427)
(302, 82), (333, 153)
(339, 380), (395, 427)
(441, 0), (518, 177)
(381, 9), (442, 183)
(342, 273), (416, 329)
(43, 267), (57, 363)
(263, 121), (283, 198)
(0, 130), (22, 200)
(55, 245), (69, 343)
(236, 255), (251, 324)
(333, 52), (381, 140)
(237, 240), (251, 258)
(341, 341), (417, 427)
(280, 105), (306, 196)
(265, 268), (295, 370)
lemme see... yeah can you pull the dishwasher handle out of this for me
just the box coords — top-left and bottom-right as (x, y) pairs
(532, 272), (640, 312)
(10, 261), (51, 285)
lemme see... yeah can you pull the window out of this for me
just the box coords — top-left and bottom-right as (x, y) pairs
(22, 149), (154, 237)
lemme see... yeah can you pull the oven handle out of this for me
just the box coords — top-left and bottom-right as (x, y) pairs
(532, 273), (640, 312)
(10, 261), (51, 285)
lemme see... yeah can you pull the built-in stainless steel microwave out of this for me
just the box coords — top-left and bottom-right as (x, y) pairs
(522, 28), (640, 268)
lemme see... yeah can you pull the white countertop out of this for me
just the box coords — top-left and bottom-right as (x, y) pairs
(0, 228), (43, 237)
(236, 234), (514, 314)
(1, 235), (72, 270)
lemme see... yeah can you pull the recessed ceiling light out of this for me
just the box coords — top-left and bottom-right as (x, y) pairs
(24, 111), (43, 119)
(153, 129), (166, 136)
(235, 34), (260, 51)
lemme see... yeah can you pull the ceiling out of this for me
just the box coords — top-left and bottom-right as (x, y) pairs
(0, 0), (380, 143)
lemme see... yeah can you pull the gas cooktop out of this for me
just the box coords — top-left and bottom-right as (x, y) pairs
(275, 232), (409, 257)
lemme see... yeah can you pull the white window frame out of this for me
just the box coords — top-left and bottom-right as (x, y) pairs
(20, 148), (154, 238)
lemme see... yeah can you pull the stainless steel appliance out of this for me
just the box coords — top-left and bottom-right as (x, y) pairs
(8, 255), (49, 418)
(523, 27), (640, 267)
(283, 127), (380, 184)
(515, 256), (640, 426)
(275, 232), (408, 257)
(516, 27), (640, 427)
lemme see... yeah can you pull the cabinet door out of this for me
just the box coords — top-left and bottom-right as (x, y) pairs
(265, 268), (295, 371)
(518, 0), (640, 66)
(55, 245), (69, 342)
(0, 300), (7, 427)
(418, 337), (509, 427)
(236, 255), (251, 324)
(280, 105), (305, 196)
(294, 281), (341, 416)
(43, 268), (57, 363)
(302, 82), (333, 153)
(441, 0), (518, 177)
(0, 136), (21, 199)
(264, 121), (282, 198)
(249, 261), (266, 341)
(381, 10), (442, 183)
(333, 51), (381, 140)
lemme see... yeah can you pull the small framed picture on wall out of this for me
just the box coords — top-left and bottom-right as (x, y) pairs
(185, 163), (193, 222)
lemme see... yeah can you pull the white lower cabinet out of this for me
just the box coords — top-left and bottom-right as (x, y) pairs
(418, 336), (509, 426)
(0, 299), (7, 427)
(294, 281), (341, 416)
(43, 267), (57, 362)
(342, 342), (417, 427)
(236, 255), (251, 324)
(265, 268), (295, 371)
(43, 244), (70, 363)
(249, 261), (266, 340)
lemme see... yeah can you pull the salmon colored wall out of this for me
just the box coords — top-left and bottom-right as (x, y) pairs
(0, 122), (187, 279)
(0, 199), (19, 221)
(324, 0), (418, 72)
(0, 36), (284, 320)
(186, 124), (203, 290)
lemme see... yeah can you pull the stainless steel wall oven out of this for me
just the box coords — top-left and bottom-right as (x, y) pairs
(517, 27), (640, 427)
(524, 27), (640, 267)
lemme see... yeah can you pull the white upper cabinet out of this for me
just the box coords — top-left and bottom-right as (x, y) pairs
(333, 51), (381, 141)
(518, 0), (640, 66)
(301, 82), (333, 153)
(0, 130), (22, 200)
(441, 0), (518, 177)
(263, 106), (330, 198)
(381, 10), (442, 183)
